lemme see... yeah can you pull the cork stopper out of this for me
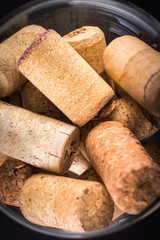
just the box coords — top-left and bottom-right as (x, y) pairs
(18, 29), (54, 67)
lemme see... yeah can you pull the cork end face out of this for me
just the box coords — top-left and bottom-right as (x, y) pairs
(79, 183), (114, 231)
(0, 157), (38, 207)
(114, 165), (160, 214)
(17, 29), (54, 67)
(64, 26), (104, 43)
(60, 127), (80, 175)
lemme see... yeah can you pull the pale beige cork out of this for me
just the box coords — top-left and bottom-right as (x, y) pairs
(18, 29), (114, 127)
(64, 26), (106, 74)
(0, 25), (46, 98)
(20, 173), (114, 232)
(103, 35), (149, 81)
(103, 35), (160, 117)
(68, 150), (91, 175)
(0, 100), (79, 174)
(20, 27), (114, 125)
(86, 121), (160, 214)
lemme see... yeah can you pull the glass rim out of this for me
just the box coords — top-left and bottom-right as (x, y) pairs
(0, 0), (160, 36)
(0, 198), (160, 239)
(0, 0), (160, 238)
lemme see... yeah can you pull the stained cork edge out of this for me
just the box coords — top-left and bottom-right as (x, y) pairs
(17, 29), (54, 67)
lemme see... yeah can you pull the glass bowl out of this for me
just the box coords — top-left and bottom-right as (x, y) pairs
(0, 0), (160, 238)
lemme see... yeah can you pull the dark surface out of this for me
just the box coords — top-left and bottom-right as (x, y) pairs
(1, 0), (160, 21)
(0, 0), (160, 240)
(1, 207), (160, 240)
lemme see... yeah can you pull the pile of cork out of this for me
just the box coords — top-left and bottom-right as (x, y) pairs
(0, 24), (160, 233)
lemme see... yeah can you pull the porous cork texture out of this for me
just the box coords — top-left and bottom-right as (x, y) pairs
(0, 100), (79, 174)
(79, 167), (124, 220)
(64, 26), (107, 74)
(80, 98), (115, 144)
(0, 154), (38, 206)
(105, 96), (158, 141)
(20, 174), (114, 232)
(21, 81), (71, 124)
(0, 25), (46, 98)
(18, 29), (114, 127)
(86, 121), (160, 214)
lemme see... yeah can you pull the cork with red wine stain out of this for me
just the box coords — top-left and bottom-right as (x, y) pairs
(18, 29), (114, 127)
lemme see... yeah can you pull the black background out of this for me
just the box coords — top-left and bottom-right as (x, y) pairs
(0, 1), (160, 240)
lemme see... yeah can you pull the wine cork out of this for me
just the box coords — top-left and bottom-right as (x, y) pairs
(18, 29), (114, 127)
(103, 35), (160, 117)
(0, 25), (46, 98)
(21, 81), (71, 123)
(86, 121), (160, 214)
(68, 150), (91, 175)
(79, 167), (124, 220)
(79, 99), (115, 145)
(0, 155), (38, 206)
(20, 27), (113, 125)
(64, 26), (106, 74)
(0, 101), (79, 174)
(106, 96), (158, 141)
(20, 173), (114, 232)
